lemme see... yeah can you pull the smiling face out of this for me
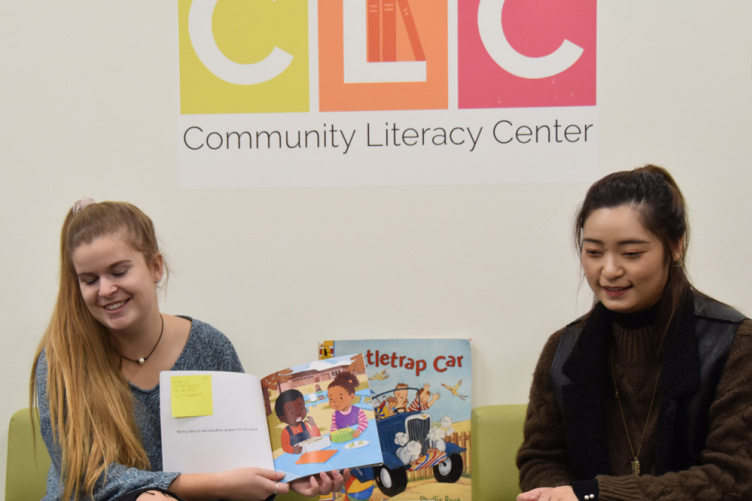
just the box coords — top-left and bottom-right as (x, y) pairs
(420, 389), (431, 403)
(394, 385), (408, 405)
(280, 397), (308, 426)
(581, 205), (678, 314)
(71, 232), (163, 335)
(327, 385), (352, 412)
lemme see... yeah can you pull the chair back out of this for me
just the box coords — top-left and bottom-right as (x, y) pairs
(6, 408), (50, 501)
(471, 404), (527, 501)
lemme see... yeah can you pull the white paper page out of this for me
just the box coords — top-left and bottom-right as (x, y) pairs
(160, 371), (274, 473)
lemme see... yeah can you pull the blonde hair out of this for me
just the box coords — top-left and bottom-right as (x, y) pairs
(30, 201), (166, 501)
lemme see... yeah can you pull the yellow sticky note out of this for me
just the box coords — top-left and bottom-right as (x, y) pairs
(171, 375), (213, 418)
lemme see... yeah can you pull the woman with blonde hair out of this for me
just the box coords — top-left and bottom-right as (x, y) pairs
(31, 199), (345, 501)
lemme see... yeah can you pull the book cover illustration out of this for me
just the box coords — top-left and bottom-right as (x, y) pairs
(319, 339), (471, 501)
(262, 353), (384, 480)
(159, 353), (383, 482)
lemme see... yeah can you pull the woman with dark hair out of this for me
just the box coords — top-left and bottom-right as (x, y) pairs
(516, 166), (752, 501)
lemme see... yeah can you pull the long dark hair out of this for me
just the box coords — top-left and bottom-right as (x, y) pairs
(574, 165), (691, 322)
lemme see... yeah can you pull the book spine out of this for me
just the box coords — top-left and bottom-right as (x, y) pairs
(382, 0), (397, 61)
(367, 0), (381, 62)
(398, 0), (425, 61)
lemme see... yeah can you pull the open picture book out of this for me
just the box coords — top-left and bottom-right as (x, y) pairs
(160, 353), (384, 481)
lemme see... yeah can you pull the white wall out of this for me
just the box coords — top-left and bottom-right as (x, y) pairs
(2, 1), (751, 495)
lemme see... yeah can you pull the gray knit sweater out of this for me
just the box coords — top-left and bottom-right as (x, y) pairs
(36, 317), (244, 501)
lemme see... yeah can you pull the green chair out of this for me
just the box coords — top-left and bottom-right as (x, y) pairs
(6, 408), (50, 501)
(471, 404), (527, 501)
(5, 407), (312, 501)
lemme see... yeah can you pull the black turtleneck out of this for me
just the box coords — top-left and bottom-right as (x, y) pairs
(606, 297), (663, 330)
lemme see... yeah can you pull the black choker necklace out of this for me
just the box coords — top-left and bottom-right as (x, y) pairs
(120, 315), (164, 365)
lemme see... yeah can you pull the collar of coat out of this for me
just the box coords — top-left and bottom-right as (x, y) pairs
(559, 289), (698, 478)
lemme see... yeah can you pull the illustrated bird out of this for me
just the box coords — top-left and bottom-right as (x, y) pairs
(369, 368), (390, 381)
(441, 379), (468, 400)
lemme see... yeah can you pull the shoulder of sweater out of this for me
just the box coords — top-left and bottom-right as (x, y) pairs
(721, 319), (752, 368)
(543, 325), (570, 352)
(527, 319), (591, 380)
(175, 317), (242, 371)
(531, 327), (568, 376)
(733, 318), (752, 338)
(532, 325), (571, 359)
(712, 318), (752, 395)
(182, 316), (232, 344)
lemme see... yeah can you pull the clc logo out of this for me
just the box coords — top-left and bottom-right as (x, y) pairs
(178, 0), (595, 114)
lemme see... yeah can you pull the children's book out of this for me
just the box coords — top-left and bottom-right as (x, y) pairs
(319, 339), (472, 501)
(160, 353), (384, 481)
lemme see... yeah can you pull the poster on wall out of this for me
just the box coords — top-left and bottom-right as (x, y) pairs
(177, 0), (597, 188)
